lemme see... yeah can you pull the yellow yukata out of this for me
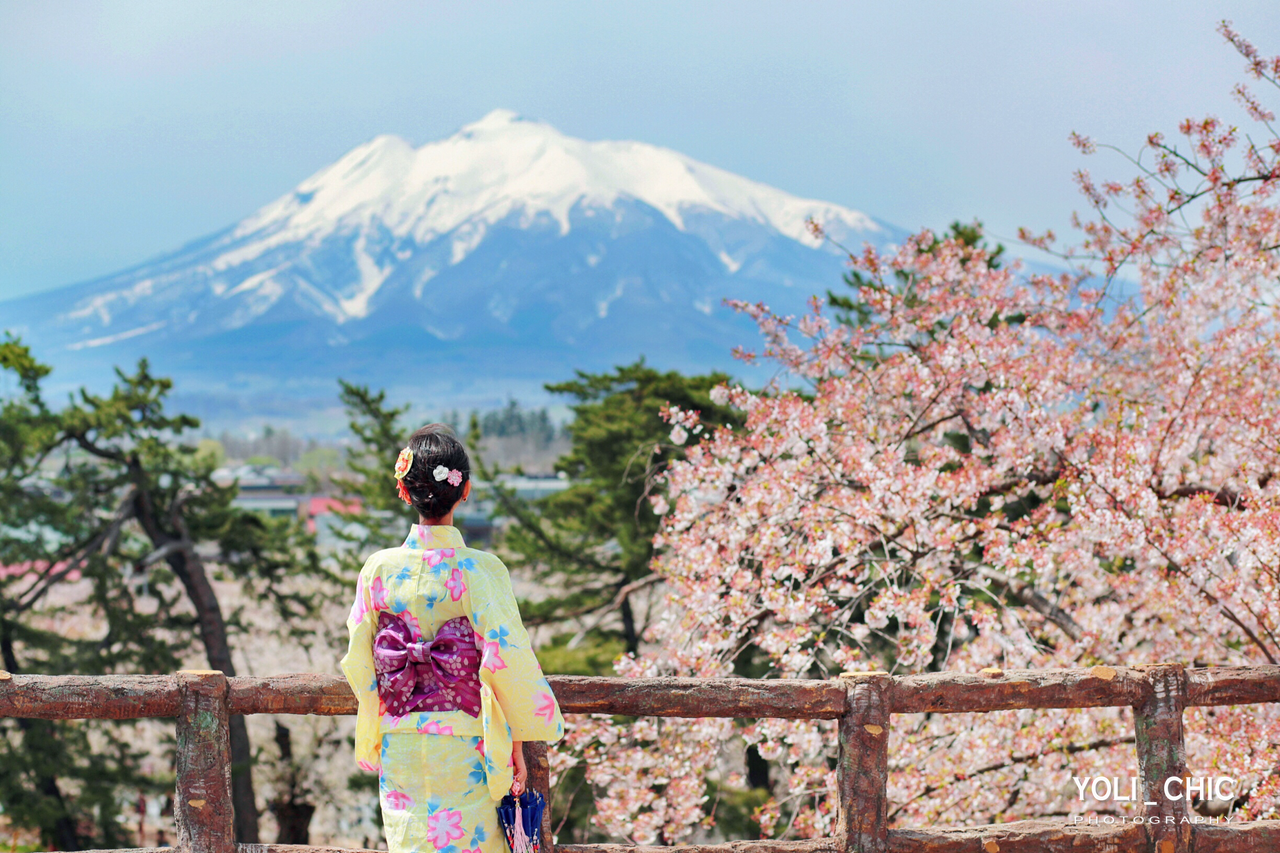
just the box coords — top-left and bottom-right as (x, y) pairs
(341, 525), (564, 853)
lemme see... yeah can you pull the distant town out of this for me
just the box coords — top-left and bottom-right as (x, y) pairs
(216, 461), (569, 548)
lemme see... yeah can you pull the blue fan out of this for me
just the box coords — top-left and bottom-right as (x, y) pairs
(497, 790), (545, 853)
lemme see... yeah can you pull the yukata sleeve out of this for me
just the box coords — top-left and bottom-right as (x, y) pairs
(339, 558), (381, 773)
(466, 554), (565, 742)
(462, 553), (565, 799)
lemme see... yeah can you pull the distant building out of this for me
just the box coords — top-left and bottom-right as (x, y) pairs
(212, 467), (570, 550)
(213, 463), (306, 493)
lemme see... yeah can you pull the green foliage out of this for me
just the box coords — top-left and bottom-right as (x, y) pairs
(440, 401), (562, 446)
(329, 366), (745, 839)
(295, 446), (342, 475)
(329, 382), (519, 571)
(707, 779), (772, 840)
(480, 360), (742, 654)
(335, 382), (415, 516)
(0, 336), (327, 848)
(244, 454), (282, 468)
(328, 382), (419, 580)
(478, 400), (560, 444)
(531, 632), (627, 677)
(195, 438), (226, 468)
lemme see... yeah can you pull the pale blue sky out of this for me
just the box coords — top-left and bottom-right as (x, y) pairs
(2, 1), (1278, 301)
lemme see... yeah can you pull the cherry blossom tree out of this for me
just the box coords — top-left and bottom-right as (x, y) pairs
(557, 23), (1280, 843)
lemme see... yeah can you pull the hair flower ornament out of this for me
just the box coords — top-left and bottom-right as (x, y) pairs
(393, 447), (414, 505)
(433, 465), (464, 487)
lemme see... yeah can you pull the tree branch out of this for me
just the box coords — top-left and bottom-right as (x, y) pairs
(977, 566), (1084, 642)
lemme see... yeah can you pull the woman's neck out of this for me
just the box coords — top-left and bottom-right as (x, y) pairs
(418, 514), (454, 528)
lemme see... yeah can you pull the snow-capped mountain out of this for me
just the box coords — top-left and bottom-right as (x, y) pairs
(1, 110), (904, 426)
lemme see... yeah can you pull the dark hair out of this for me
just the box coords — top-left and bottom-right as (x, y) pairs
(399, 423), (471, 521)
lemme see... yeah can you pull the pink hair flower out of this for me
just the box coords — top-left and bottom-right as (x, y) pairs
(433, 465), (463, 486)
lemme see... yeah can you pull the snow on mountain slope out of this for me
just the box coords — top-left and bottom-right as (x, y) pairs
(0, 110), (904, 423)
(165, 109), (890, 324)
(233, 110), (879, 268)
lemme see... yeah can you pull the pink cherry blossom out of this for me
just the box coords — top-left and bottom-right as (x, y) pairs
(445, 567), (467, 601)
(396, 609), (423, 639)
(383, 790), (414, 811)
(423, 547), (456, 568)
(534, 691), (557, 724)
(481, 641), (507, 673)
(348, 578), (369, 625)
(426, 808), (465, 848)
(567, 26), (1280, 842)
(367, 576), (389, 612)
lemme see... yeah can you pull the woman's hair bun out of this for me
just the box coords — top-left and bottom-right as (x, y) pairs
(399, 424), (470, 521)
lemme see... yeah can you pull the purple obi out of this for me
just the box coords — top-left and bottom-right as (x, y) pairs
(373, 613), (482, 718)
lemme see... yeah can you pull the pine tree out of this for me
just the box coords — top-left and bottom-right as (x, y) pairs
(479, 360), (741, 656)
(0, 336), (329, 848)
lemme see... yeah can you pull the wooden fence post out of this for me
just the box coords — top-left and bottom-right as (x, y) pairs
(524, 741), (555, 852)
(1134, 663), (1190, 853)
(175, 670), (235, 853)
(837, 673), (889, 853)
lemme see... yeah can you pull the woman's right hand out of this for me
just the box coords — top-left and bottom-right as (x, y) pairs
(511, 741), (528, 795)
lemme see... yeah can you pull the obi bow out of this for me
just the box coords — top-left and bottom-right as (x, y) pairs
(373, 613), (482, 717)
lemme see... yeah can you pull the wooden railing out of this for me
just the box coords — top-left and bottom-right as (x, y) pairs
(3, 664), (1280, 853)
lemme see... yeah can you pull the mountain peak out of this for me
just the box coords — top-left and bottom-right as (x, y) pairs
(364, 132), (414, 150)
(235, 111), (884, 257)
(459, 108), (527, 134)
(3, 110), (906, 427)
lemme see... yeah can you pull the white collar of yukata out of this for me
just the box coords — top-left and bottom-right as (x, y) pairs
(403, 524), (466, 551)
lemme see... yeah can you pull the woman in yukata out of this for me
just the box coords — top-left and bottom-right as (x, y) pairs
(341, 424), (564, 853)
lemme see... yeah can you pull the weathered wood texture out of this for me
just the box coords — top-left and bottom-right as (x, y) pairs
(0, 674), (179, 718)
(8, 666), (1280, 853)
(838, 676), (888, 853)
(175, 671), (236, 853)
(888, 665), (1147, 714)
(52, 823), (1280, 853)
(556, 826), (1280, 853)
(1134, 664), (1190, 853)
(1193, 821), (1280, 852)
(54, 848), (380, 853)
(6, 666), (1280, 720)
(558, 841), (840, 853)
(548, 675), (848, 719)
(1187, 665), (1280, 706)
(887, 819), (1147, 852)
(59, 849), (175, 853)
(524, 741), (554, 849)
(236, 840), (378, 845)
(228, 674), (356, 716)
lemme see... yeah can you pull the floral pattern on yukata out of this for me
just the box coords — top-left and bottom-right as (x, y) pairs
(341, 524), (565, 803)
(379, 732), (502, 853)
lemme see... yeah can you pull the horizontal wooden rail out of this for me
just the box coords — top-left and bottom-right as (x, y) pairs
(0, 673), (181, 719)
(556, 819), (1280, 853)
(64, 822), (1280, 853)
(5, 666), (1279, 720)
(3, 664), (1279, 853)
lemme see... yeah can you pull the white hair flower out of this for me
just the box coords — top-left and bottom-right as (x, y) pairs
(433, 464), (450, 482)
